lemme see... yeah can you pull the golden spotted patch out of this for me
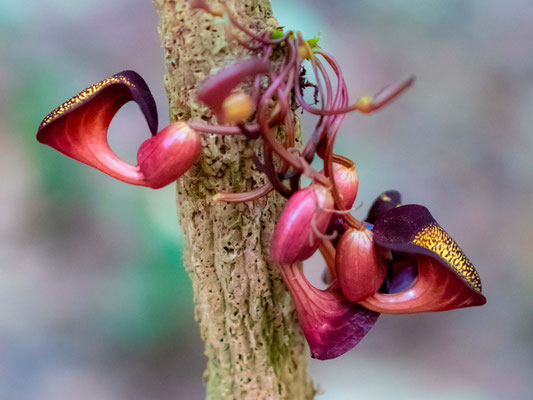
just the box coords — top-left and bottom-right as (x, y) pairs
(39, 75), (135, 129)
(412, 223), (482, 292)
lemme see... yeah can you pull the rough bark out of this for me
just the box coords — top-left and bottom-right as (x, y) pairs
(154, 1), (315, 398)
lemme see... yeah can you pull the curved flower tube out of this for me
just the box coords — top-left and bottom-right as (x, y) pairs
(279, 263), (379, 360)
(359, 204), (486, 313)
(37, 71), (201, 189)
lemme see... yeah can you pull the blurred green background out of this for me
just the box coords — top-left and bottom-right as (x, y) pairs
(1, 1), (532, 399)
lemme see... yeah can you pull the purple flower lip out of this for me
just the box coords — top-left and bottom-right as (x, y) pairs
(279, 263), (379, 360)
(365, 190), (402, 224)
(38, 70), (158, 137)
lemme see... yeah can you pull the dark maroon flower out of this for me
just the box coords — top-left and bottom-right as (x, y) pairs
(279, 263), (379, 360)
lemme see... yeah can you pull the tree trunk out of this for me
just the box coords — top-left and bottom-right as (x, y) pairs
(154, 1), (315, 398)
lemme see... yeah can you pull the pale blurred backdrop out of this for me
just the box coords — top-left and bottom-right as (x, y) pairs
(1, 1), (532, 399)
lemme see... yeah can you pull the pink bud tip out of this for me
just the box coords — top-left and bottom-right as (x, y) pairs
(330, 161), (359, 210)
(271, 184), (334, 263)
(335, 228), (386, 302)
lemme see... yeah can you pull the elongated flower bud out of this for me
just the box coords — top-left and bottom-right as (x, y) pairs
(321, 156), (358, 210)
(137, 122), (202, 189)
(271, 184), (334, 263)
(366, 190), (402, 224)
(279, 263), (379, 360)
(331, 162), (358, 210)
(335, 228), (385, 302)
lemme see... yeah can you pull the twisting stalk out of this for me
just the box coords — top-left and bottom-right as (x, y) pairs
(154, 0), (315, 398)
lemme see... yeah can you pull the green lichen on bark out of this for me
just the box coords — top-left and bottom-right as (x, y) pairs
(154, 0), (315, 398)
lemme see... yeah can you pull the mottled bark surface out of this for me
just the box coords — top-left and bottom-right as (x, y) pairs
(154, 1), (314, 398)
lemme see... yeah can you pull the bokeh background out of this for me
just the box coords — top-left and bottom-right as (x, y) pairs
(1, 0), (532, 399)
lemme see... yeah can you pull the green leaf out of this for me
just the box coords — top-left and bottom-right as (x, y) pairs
(306, 35), (320, 49)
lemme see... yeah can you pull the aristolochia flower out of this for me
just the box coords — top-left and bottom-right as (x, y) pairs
(360, 203), (486, 313)
(37, 71), (201, 189)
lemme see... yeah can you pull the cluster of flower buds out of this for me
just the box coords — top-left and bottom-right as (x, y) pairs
(37, 1), (486, 361)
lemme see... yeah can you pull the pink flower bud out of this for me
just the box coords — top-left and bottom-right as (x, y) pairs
(138, 122), (202, 189)
(331, 162), (358, 210)
(271, 184), (334, 263)
(320, 158), (358, 210)
(335, 228), (385, 302)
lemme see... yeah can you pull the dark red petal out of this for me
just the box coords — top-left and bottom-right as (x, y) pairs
(366, 190), (402, 224)
(280, 263), (379, 360)
(36, 71), (158, 186)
